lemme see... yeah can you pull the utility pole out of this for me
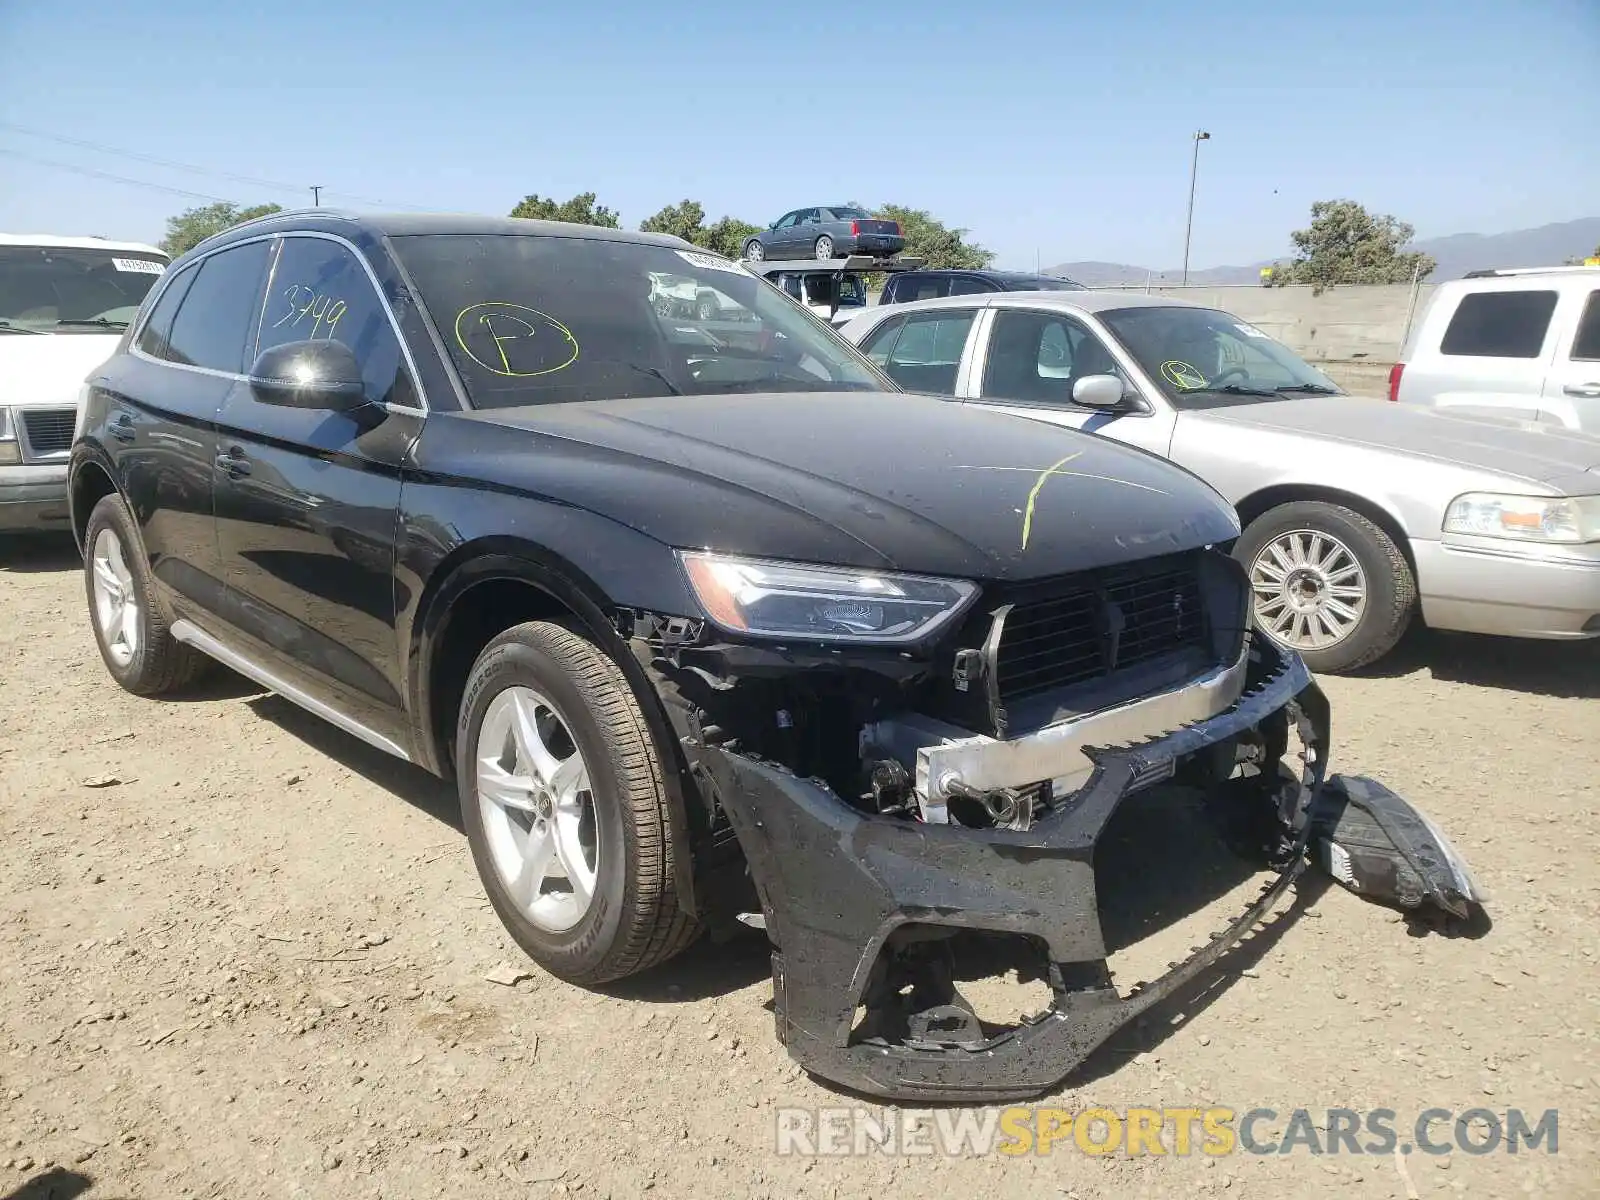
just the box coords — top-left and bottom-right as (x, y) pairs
(1181, 130), (1210, 286)
(311, 185), (322, 207)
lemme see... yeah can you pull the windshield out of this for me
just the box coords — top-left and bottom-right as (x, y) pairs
(0, 245), (168, 332)
(393, 234), (891, 407)
(1098, 305), (1342, 405)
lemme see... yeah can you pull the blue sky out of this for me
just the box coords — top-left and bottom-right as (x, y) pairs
(2, 0), (1595, 269)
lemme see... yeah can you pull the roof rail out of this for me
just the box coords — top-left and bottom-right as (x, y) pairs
(1462, 265), (1599, 279)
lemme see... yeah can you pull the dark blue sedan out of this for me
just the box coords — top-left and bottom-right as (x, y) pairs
(741, 206), (905, 262)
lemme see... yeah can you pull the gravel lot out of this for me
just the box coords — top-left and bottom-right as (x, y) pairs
(2, 535), (1596, 1200)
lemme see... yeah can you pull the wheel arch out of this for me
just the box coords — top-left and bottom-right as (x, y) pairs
(1233, 483), (1418, 580)
(68, 452), (121, 556)
(408, 538), (702, 914)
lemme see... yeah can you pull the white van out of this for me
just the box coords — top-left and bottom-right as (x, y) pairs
(1391, 265), (1600, 432)
(0, 234), (168, 533)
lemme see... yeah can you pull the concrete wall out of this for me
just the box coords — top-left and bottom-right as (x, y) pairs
(1091, 281), (1436, 396)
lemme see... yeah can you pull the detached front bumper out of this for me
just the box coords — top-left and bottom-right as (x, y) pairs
(700, 639), (1328, 1103)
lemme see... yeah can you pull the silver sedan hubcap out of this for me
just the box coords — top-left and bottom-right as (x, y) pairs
(1250, 529), (1367, 650)
(476, 686), (598, 932)
(91, 527), (139, 667)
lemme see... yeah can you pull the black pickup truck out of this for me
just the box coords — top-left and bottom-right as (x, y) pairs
(68, 212), (1478, 1102)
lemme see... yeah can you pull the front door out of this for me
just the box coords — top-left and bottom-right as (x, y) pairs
(211, 233), (423, 745)
(1540, 285), (1600, 432)
(972, 308), (1176, 457)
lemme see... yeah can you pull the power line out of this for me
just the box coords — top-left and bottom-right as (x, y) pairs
(0, 148), (235, 203)
(0, 121), (433, 211)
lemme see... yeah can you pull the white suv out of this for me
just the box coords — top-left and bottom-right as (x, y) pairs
(1390, 265), (1600, 432)
(1, 233), (168, 534)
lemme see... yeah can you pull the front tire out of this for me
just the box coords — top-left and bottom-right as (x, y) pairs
(83, 493), (209, 695)
(456, 620), (699, 985)
(1234, 501), (1415, 673)
(814, 235), (835, 260)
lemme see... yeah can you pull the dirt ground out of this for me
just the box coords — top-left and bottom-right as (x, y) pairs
(2, 534), (1596, 1200)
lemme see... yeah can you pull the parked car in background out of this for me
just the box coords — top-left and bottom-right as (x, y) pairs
(741, 206), (904, 262)
(879, 269), (1084, 305)
(1, 233), (168, 534)
(1392, 265), (1600, 433)
(741, 253), (928, 325)
(841, 291), (1600, 673)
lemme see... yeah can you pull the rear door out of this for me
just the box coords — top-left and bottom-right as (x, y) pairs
(856, 308), (979, 395)
(1411, 284), (1558, 423)
(210, 233), (424, 746)
(1539, 284), (1600, 432)
(113, 240), (272, 615)
(970, 307), (1176, 456)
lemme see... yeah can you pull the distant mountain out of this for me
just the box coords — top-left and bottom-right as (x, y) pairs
(1049, 217), (1600, 287)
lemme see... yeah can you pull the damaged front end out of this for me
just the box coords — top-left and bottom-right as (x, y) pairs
(623, 547), (1475, 1103)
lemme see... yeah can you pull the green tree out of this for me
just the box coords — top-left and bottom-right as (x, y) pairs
(874, 204), (993, 270)
(160, 201), (283, 257)
(509, 192), (620, 227)
(1272, 199), (1435, 292)
(638, 200), (761, 259)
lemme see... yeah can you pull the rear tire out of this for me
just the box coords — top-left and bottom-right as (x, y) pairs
(743, 239), (765, 261)
(456, 620), (699, 985)
(83, 493), (209, 696)
(1234, 501), (1415, 673)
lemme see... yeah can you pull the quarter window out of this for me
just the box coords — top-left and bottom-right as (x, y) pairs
(257, 237), (407, 406)
(1570, 290), (1600, 361)
(164, 241), (272, 372)
(135, 265), (198, 361)
(859, 316), (906, 365)
(1439, 290), (1558, 358)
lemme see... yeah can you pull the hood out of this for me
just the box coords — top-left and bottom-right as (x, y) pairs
(453, 391), (1239, 580)
(0, 334), (122, 410)
(1190, 394), (1600, 488)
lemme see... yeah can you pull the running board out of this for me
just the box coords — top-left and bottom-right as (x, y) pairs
(170, 618), (412, 762)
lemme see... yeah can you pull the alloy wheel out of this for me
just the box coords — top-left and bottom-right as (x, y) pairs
(475, 686), (599, 933)
(90, 527), (140, 667)
(1249, 529), (1368, 650)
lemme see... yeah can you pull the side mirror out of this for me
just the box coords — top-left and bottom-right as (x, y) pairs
(1071, 373), (1130, 410)
(249, 340), (367, 411)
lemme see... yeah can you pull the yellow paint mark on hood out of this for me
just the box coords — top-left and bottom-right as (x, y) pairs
(1020, 452), (1083, 550)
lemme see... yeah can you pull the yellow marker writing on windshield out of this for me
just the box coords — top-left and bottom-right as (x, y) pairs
(454, 302), (579, 378)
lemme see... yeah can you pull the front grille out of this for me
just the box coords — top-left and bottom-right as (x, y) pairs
(994, 558), (1207, 704)
(20, 408), (76, 457)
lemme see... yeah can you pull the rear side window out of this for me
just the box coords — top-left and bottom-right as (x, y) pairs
(1439, 290), (1558, 358)
(948, 276), (994, 297)
(164, 241), (272, 372)
(135, 265), (198, 361)
(1570, 291), (1600, 361)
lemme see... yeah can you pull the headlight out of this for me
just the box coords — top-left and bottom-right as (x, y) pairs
(678, 551), (979, 644)
(1443, 493), (1600, 544)
(0, 408), (18, 465)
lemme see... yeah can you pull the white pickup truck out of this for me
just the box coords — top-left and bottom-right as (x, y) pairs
(1, 233), (168, 534)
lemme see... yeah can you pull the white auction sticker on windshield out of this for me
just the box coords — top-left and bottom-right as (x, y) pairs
(112, 258), (165, 274)
(675, 250), (748, 276)
(1236, 322), (1269, 338)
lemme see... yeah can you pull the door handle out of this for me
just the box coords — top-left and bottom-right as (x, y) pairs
(109, 412), (135, 442)
(214, 448), (252, 478)
(1562, 383), (1600, 399)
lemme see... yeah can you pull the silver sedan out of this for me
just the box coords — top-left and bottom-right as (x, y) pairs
(839, 291), (1600, 672)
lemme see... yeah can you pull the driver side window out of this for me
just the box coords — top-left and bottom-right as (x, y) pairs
(981, 310), (1122, 405)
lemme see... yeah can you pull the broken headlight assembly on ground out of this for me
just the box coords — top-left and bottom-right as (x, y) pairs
(631, 547), (1484, 1102)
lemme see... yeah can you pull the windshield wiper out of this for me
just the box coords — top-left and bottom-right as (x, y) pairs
(1180, 383), (1279, 398)
(55, 318), (129, 330)
(1274, 383), (1342, 395)
(604, 361), (683, 396)
(0, 320), (45, 335)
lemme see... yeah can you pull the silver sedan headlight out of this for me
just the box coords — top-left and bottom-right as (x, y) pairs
(1443, 493), (1600, 544)
(677, 551), (979, 644)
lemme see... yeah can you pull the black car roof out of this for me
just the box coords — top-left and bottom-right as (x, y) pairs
(202, 208), (694, 252)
